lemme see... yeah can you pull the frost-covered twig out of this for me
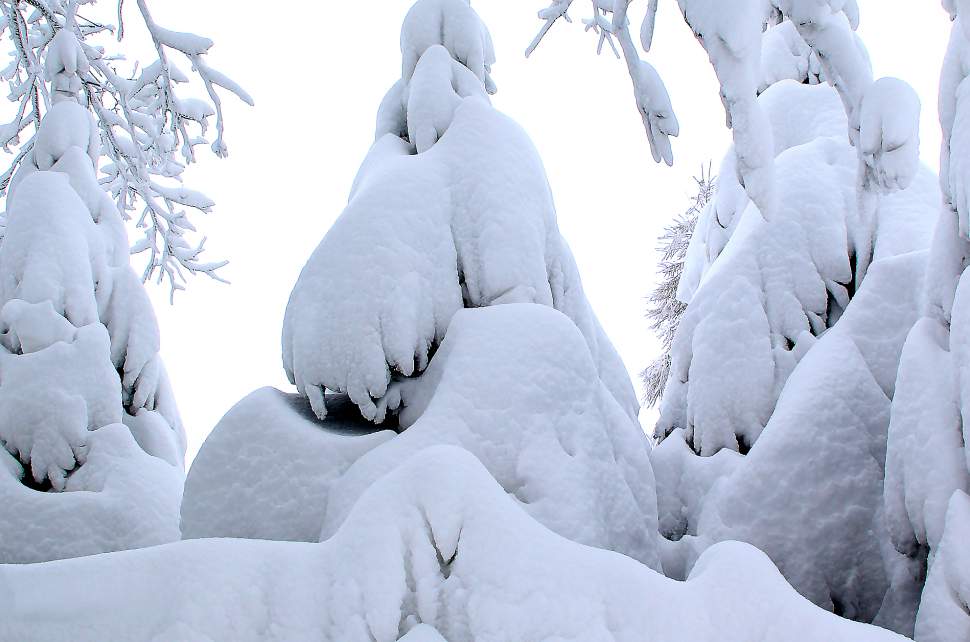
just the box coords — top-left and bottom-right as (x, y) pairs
(0, 0), (251, 298)
(642, 165), (714, 407)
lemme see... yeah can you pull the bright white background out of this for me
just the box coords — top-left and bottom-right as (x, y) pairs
(133, 1), (951, 461)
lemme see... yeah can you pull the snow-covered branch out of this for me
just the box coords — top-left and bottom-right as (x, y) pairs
(527, 0), (678, 165)
(0, 0), (251, 298)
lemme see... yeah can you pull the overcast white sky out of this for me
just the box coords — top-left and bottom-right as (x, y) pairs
(134, 1), (952, 460)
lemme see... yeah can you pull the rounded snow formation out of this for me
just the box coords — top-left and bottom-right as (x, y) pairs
(0, 424), (182, 564)
(190, 304), (661, 567)
(181, 388), (395, 542)
(2, 447), (909, 642)
(661, 249), (933, 626)
(282, 1), (636, 425)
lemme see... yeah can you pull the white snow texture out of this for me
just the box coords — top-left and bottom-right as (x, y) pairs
(1, 3), (957, 641)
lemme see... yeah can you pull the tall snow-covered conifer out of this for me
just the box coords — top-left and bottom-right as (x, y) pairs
(530, 1), (938, 635)
(641, 168), (713, 407)
(883, 3), (970, 639)
(0, 0), (246, 563)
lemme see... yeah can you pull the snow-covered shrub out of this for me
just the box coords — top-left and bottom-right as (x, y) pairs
(882, 8), (970, 639)
(530, 2), (938, 634)
(188, 0), (657, 570)
(0, 20), (184, 562)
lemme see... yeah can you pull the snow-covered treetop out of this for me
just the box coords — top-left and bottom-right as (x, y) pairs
(529, 0), (919, 289)
(0, 0), (251, 298)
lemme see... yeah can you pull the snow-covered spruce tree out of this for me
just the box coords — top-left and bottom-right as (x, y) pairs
(530, 1), (935, 634)
(183, 0), (659, 568)
(641, 167), (713, 407)
(0, 1), (246, 562)
(883, 3), (970, 639)
(0, 19), (186, 563)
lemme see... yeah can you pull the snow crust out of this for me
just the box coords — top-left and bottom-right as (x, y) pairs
(0, 447), (908, 642)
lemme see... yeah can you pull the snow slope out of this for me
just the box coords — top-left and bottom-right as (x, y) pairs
(1, 447), (908, 642)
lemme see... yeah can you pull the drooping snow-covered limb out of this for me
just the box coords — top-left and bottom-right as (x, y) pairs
(676, 0), (775, 219)
(527, 0), (679, 165)
(770, 2), (920, 286)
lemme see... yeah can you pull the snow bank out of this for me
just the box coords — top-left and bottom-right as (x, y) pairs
(914, 491), (970, 642)
(0, 447), (908, 642)
(193, 304), (661, 567)
(182, 388), (394, 542)
(668, 252), (928, 625)
(0, 423), (182, 564)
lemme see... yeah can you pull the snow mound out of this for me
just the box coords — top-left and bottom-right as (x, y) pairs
(400, 0), (496, 94)
(196, 304), (659, 566)
(0, 38), (184, 561)
(320, 304), (660, 566)
(0, 423), (182, 564)
(681, 251), (929, 625)
(0, 447), (908, 642)
(914, 491), (970, 642)
(181, 387), (394, 542)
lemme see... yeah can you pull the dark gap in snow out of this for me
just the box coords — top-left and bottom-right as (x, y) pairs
(398, 539), (421, 638)
(19, 471), (57, 493)
(846, 251), (860, 300)
(832, 595), (846, 618)
(736, 434), (752, 456)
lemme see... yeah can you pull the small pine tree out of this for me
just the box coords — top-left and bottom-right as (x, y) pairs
(641, 166), (714, 407)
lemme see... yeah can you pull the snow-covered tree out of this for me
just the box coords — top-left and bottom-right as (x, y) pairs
(527, 1), (939, 635)
(641, 167), (713, 407)
(186, 0), (659, 569)
(0, 3), (223, 562)
(0, 0), (251, 298)
(882, 3), (970, 639)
